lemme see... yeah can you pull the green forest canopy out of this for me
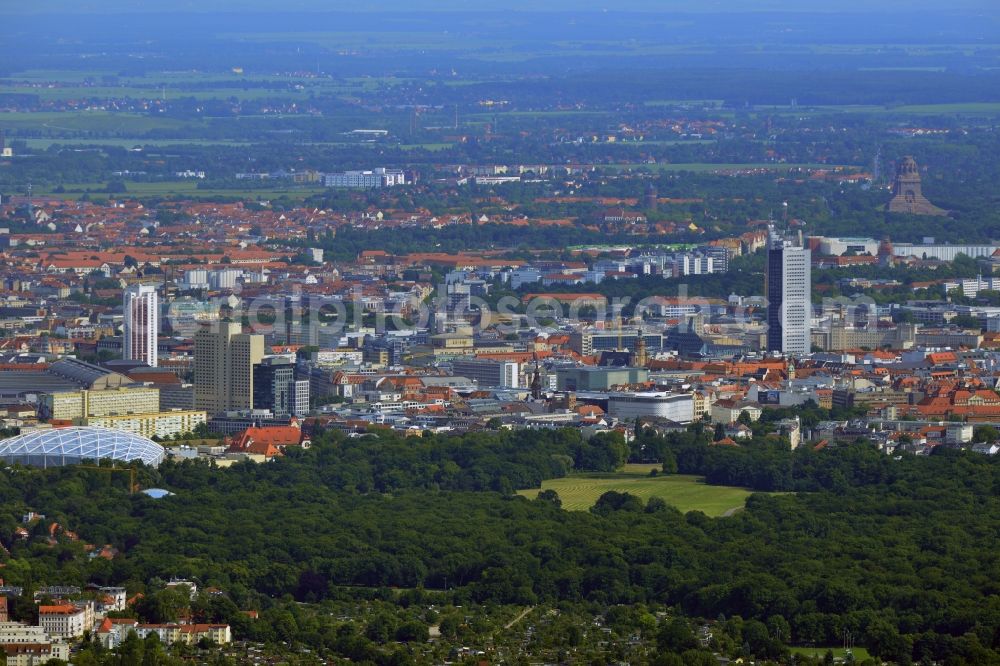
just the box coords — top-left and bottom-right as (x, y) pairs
(0, 426), (999, 664)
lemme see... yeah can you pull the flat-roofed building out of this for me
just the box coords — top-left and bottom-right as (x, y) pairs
(766, 232), (811, 356)
(194, 322), (265, 416)
(814, 236), (879, 257)
(893, 243), (999, 261)
(123, 284), (158, 367)
(324, 168), (405, 189)
(252, 356), (308, 417)
(82, 409), (207, 439)
(41, 386), (160, 421)
(556, 367), (648, 392)
(607, 392), (694, 423)
(452, 358), (520, 388)
(569, 331), (663, 357)
(0, 622), (67, 654)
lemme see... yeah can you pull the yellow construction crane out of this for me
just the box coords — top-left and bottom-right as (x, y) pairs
(77, 465), (139, 495)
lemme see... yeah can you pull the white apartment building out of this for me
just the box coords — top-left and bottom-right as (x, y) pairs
(38, 604), (89, 639)
(324, 168), (406, 189)
(83, 409), (207, 439)
(123, 284), (158, 367)
(0, 622), (68, 657)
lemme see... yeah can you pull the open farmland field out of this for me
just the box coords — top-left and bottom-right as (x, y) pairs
(23, 138), (252, 149)
(0, 84), (316, 102)
(36, 181), (325, 200)
(750, 102), (1000, 116)
(0, 110), (203, 134)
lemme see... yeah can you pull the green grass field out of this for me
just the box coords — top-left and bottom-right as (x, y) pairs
(24, 138), (252, 149)
(37, 181), (325, 200)
(750, 102), (1000, 117)
(517, 466), (760, 516)
(640, 139), (718, 146)
(0, 110), (201, 133)
(892, 102), (1000, 114)
(398, 143), (454, 151)
(644, 99), (725, 108)
(0, 84), (315, 103)
(790, 647), (871, 662)
(468, 110), (612, 119)
(608, 162), (856, 173)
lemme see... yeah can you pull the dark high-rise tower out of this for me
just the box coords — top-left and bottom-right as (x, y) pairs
(765, 230), (811, 356)
(253, 356), (309, 417)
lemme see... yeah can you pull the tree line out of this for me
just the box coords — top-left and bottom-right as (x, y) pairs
(0, 426), (999, 663)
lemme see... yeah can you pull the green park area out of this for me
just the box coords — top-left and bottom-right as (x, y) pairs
(518, 464), (761, 516)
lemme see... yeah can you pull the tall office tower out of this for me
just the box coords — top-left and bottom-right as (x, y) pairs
(435, 281), (473, 332)
(765, 231), (812, 356)
(123, 284), (159, 367)
(194, 322), (264, 415)
(253, 356), (308, 416)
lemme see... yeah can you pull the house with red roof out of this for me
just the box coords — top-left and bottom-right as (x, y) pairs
(96, 618), (140, 649)
(228, 420), (310, 461)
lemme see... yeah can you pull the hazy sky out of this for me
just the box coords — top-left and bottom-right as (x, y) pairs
(6, 0), (999, 13)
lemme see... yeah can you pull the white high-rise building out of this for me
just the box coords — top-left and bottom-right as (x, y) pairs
(123, 284), (158, 367)
(765, 232), (811, 356)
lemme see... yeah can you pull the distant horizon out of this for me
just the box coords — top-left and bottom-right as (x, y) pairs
(5, 0), (1000, 15)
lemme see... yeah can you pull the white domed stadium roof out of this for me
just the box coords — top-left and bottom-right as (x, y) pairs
(0, 427), (165, 468)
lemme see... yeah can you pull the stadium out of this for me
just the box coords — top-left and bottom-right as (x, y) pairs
(0, 427), (166, 468)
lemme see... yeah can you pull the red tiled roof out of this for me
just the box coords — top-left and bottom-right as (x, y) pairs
(229, 423), (305, 457)
(39, 604), (80, 615)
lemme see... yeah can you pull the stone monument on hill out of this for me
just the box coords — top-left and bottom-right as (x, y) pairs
(886, 156), (947, 216)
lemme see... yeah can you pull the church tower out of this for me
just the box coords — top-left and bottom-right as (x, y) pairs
(530, 353), (543, 400)
(632, 331), (648, 368)
(644, 183), (658, 212)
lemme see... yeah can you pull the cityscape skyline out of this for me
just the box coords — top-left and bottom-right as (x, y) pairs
(0, 2), (999, 663)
